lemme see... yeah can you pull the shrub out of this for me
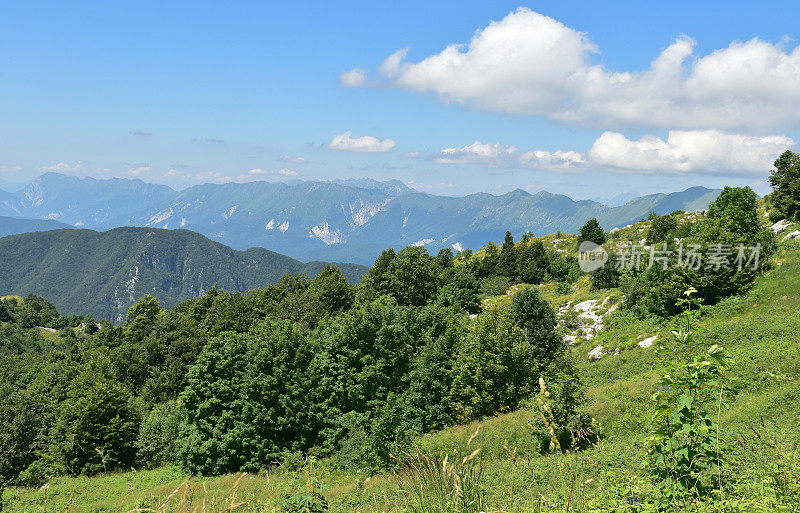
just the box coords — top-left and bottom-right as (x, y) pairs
(452, 308), (539, 420)
(646, 211), (681, 244)
(136, 401), (184, 466)
(50, 380), (139, 475)
(555, 281), (572, 295)
(531, 352), (599, 454)
(647, 289), (731, 504)
(279, 460), (329, 513)
(590, 252), (621, 290)
(480, 275), (511, 296)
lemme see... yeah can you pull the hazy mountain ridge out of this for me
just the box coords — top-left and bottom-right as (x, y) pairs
(0, 227), (367, 322)
(0, 215), (74, 238)
(0, 174), (721, 264)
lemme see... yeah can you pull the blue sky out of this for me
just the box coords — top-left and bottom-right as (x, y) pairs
(1, 1), (799, 200)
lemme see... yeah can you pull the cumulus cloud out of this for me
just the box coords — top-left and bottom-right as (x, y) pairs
(340, 67), (366, 87)
(588, 130), (794, 174)
(437, 142), (518, 165)
(435, 130), (791, 175)
(326, 131), (396, 152)
(436, 141), (584, 170)
(280, 155), (307, 164)
(519, 149), (585, 169)
(362, 7), (800, 132)
(402, 150), (421, 158)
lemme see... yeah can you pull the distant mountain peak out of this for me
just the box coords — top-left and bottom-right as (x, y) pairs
(0, 174), (722, 265)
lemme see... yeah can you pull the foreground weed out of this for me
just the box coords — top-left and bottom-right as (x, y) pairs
(395, 430), (485, 513)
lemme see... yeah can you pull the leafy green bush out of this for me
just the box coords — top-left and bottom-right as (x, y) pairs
(50, 380), (139, 475)
(623, 187), (776, 318)
(555, 281), (572, 295)
(279, 461), (329, 513)
(452, 303), (549, 421)
(480, 275), (511, 296)
(136, 401), (184, 467)
(531, 352), (598, 454)
(646, 211), (681, 244)
(647, 289), (731, 504)
(590, 252), (620, 290)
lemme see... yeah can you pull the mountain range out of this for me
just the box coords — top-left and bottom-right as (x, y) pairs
(0, 173), (721, 265)
(0, 227), (367, 322)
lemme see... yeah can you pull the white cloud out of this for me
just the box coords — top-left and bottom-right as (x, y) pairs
(402, 150), (421, 158)
(280, 155), (306, 164)
(437, 142), (518, 165)
(165, 169), (232, 182)
(40, 161), (85, 172)
(433, 131), (791, 175)
(588, 130), (794, 174)
(363, 7), (800, 132)
(326, 131), (396, 153)
(435, 141), (584, 170)
(519, 150), (585, 169)
(127, 166), (150, 176)
(340, 67), (366, 87)
(236, 168), (298, 180)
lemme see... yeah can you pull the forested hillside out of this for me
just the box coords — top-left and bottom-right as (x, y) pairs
(3, 172), (798, 510)
(0, 227), (367, 322)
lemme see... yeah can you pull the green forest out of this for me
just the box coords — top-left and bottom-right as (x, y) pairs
(2, 152), (800, 511)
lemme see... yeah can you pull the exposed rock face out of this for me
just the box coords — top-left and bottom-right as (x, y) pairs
(783, 230), (800, 241)
(558, 296), (619, 345)
(588, 345), (604, 361)
(638, 335), (658, 348)
(771, 219), (791, 234)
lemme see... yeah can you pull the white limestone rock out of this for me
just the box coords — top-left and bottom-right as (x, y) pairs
(588, 345), (604, 361)
(638, 335), (658, 348)
(771, 219), (791, 234)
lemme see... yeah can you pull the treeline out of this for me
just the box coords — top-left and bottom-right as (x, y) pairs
(0, 248), (590, 484)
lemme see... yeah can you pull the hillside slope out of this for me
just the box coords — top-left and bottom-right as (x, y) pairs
(0, 227), (367, 322)
(6, 228), (799, 511)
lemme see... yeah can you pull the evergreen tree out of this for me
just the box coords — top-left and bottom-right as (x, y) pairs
(577, 218), (607, 246)
(517, 240), (548, 284)
(498, 231), (518, 278)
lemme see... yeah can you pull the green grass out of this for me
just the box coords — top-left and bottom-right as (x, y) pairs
(7, 242), (800, 512)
